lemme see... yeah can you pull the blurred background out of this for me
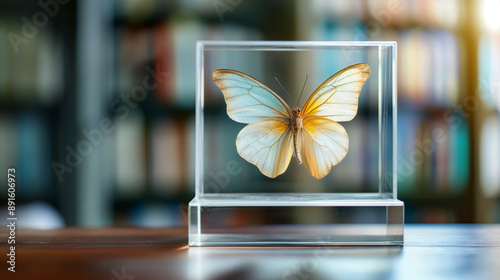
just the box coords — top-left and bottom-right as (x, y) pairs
(0, 0), (499, 228)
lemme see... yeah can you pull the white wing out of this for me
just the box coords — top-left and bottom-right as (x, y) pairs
(236, 119), (294, 178)
(213, 69), (292, 124)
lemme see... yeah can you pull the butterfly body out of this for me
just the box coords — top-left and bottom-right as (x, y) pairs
(290, 108), (303, 164)
(213, 63), (370, 179)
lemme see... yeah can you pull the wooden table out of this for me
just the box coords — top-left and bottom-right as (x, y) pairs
(1, 225), (499, 279)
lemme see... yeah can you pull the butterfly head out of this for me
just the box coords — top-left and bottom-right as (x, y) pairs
(292, 107), (303, 119)
(291, 107), (304, 130)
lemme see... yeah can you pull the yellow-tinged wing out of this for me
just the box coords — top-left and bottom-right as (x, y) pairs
(298, 63), (370, 179)
(213, 69), (294, 178)
(301, 63), (370, 122)
(236, 118), (294, 178)
(298, 117), (349, 179)
(213, 69), (292, 124)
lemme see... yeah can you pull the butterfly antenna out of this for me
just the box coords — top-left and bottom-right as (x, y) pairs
(274, 77), (294, 104)
(297, 74), (308, 107)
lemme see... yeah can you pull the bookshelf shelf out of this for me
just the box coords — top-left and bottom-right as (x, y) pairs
(114, 191), (193, 203)
(0, 104), (60, 113)
(114, 13), (263, 29)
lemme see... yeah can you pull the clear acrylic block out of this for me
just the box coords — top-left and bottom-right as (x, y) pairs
(189, 41), (403, 246)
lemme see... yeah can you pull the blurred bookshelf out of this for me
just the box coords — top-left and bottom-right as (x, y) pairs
(109, 0), (268, 227)
(108, 0), (494, 225)
(1, 0), (499, 226)
(476, 0), (500, 223)
(0, 0), (79, 225)
(296, 0), (486, 223)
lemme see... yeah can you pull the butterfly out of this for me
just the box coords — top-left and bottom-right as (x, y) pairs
(212, 63), (370, 179)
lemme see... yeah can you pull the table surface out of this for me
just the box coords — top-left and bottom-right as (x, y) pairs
(1, 224), (500, 280)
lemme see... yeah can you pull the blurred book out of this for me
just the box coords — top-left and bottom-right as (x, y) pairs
(398, 29), (460, 107)
(117, 25), (153, 97)
(18, 112), (51, 198)
(115, 0), (158, 20)
(153, 21), (175, 103)
(397, 111), (469, 195)
(187, 116), (196, 192)
(447, 113), (469, 194)
(36, 30), (64, 105)
(150, 117), (183, 194)
(0, 19), (63, 104)
(480, 114), (500, 197)
(0, 17), (64, 105)
(115, 112), (146, 196)
(0, 113), (51, 199)
(170, 18), (203, 107)
(479, 32), (500, 111)
(0, 20), (7, 96)
(397, 112), (419, 194)
(0, 115), (19, 196)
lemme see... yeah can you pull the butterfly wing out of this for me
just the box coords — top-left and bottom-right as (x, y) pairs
(301, 63), (370, 122)
(213, 69), (292, 123)
(236, 119), (294, 178)
(299, 63), (370, 179)
(298, 118), (349, 179)
(213, 69), (294, 178)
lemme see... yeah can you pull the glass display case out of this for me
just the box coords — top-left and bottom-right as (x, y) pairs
(189, 41), (403, 246)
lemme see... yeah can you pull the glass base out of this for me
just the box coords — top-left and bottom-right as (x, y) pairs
(189, 193), (404, 246)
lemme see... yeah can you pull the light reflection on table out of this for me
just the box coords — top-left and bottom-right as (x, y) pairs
(3, 225), (500, 279)
(180, 225), (500, 280)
